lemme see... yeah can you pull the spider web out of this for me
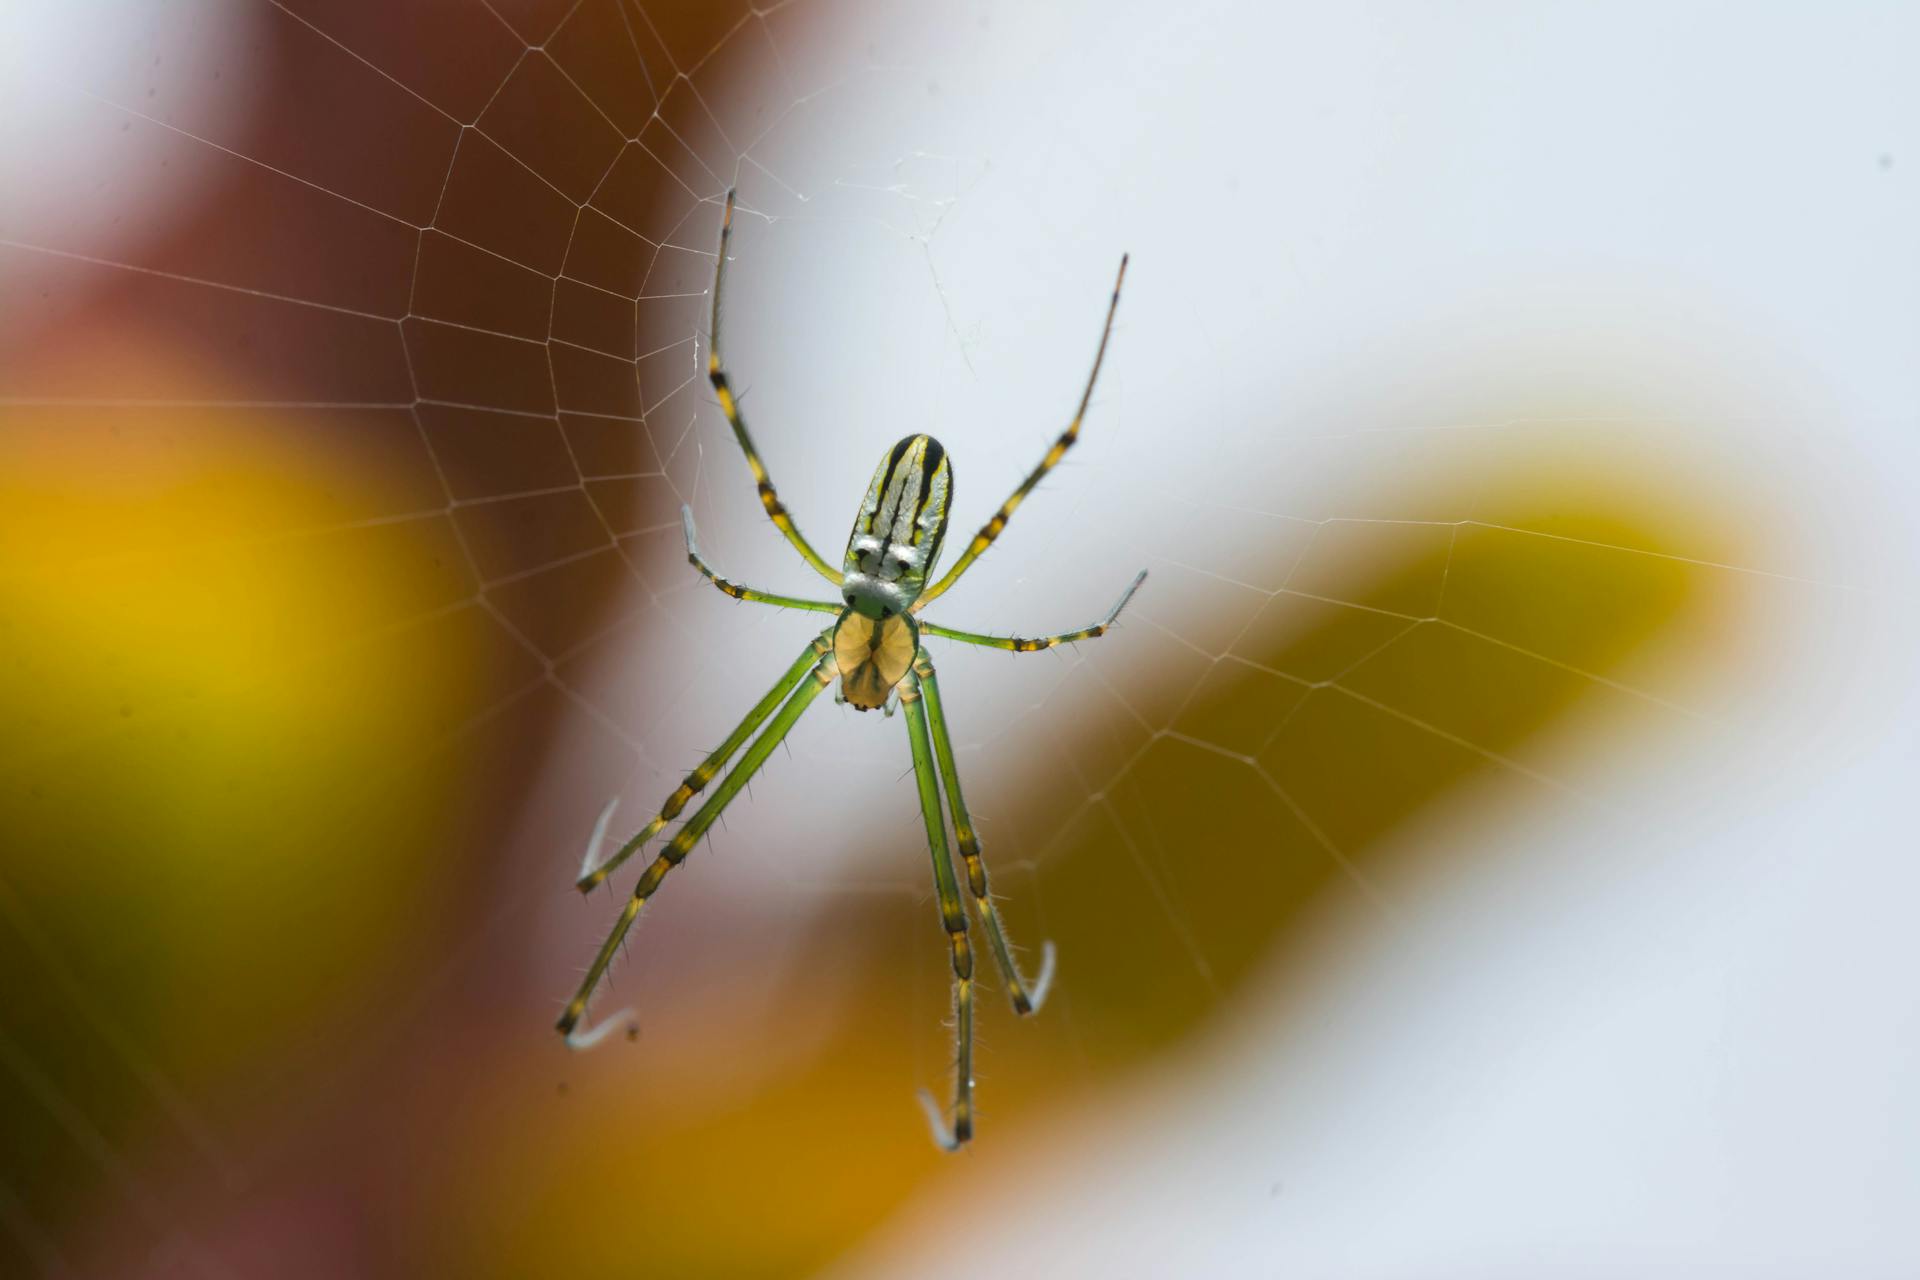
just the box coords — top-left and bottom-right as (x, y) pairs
(2, 1), (1916, 1276)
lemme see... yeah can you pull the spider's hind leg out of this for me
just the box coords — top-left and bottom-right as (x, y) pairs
(911, 253), (1128, 609)
(705, 190), (844, 587)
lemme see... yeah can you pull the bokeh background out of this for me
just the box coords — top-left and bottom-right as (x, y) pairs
(3, 2), (1917, 1276)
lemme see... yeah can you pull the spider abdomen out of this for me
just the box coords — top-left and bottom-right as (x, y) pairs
(834, 610), (916, 710)
(841, 434), (952, 618)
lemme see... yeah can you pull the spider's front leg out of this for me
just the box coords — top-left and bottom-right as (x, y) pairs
(558, 646), (839, 1043)
(899, 669), (977, 1149)
(914, 652), (1056, 1015)
(576, 626), (834, 893)
(901, 651), (1058, 1151)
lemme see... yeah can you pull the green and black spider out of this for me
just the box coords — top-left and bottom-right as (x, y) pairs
(557, 189), (1143, 1150)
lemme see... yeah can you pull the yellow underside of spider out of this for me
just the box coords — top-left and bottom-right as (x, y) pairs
(834, 612), (916, 710)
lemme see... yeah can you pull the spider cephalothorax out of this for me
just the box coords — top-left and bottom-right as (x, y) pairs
(558, 189), (1141, 1151)
(833, 610), (916, 711)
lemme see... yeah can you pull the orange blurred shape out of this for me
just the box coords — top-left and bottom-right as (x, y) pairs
(0, 325), (492, 1191)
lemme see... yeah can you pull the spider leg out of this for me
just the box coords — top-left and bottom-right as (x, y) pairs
(919, 569), (1146, 653)
(576, 627), (834, 892)
(561, 992), (635, 1051)
(900, 669), (977, 1150)
(912, 253), (1128, 611)
(682, 506), (843, 616)
(914, 651), (1056, 1015)
(557, 647), (838, 1040)
(708, 189), (844, 587)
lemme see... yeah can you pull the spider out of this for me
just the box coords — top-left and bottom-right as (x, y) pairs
(555, 190), (1143, 1150)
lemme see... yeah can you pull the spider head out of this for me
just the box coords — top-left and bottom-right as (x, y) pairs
(842, 434), (952, 619)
